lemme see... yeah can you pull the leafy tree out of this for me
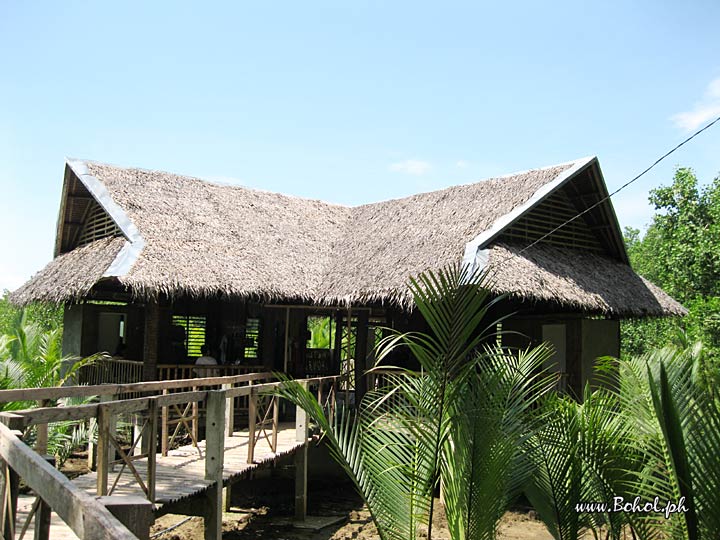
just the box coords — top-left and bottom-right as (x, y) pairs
(622, 167), (720, 362)
(0, 289), (63, 337)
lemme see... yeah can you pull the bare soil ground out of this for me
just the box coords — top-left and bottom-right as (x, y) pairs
(149, 476), (554, 540)
(64, 448), (555, 540)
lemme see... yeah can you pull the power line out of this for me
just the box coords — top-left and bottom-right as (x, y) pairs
(512, 113), (720, 258)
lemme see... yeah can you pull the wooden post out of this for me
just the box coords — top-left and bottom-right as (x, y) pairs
(35, 399), (49, 455)
(34, 455), (55, 540)
(87, 413), (98, 471)
(96, 404), (111, 496)
(161, 388), (169, 457)
(204, 390), (226, 540)
(333, 311), (343, 374)
(132, 414), (144, 457)
(1, 460), (19, 539)
(247, 387), (257, 464)
(283, 307), (290, 373)
(345, 308), (351, 406)
(99, 496), (153, 540)
(271, 395), (279, 453)
(295, 381), (308, 522)
(223, 383), (234, 437)
(192, 386), (200, 445)
(330, 378), (337, 425)
(222, 382), (234, 513)
(146, 399), (158, 503)
(89, 394), (115, 471)
(354, 310), (369, 404)
(142, 300), (160, 381)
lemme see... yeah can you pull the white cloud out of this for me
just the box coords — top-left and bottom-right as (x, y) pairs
(455, 160), (469, 169)
(672, 77), (720, 132)
(389, 159), (431, 175)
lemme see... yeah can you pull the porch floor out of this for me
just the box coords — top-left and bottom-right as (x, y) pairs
(13, 422), (303, 539)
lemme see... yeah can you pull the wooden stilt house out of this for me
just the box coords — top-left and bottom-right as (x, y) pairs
(11, 156), (684, 397)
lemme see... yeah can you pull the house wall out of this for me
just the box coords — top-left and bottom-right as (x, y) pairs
(502, 314), (619, 397)
(581, 319), (620, 389)
(62, 304), (84, 358)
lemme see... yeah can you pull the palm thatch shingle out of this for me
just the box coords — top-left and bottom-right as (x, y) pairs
(11, 157), (685, 317)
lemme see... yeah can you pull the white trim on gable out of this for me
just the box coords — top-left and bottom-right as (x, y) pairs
(65, 159), (145, 278)
(463, 156), (596, 271)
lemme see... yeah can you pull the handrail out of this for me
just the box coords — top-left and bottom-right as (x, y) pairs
(0, 371), (275, 404)
(0, 423), (140, 539)
(0, 374), (342, 539)
(0, 376), (339, 428)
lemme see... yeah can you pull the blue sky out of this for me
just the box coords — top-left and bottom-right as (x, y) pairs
(1, 1), (719, 292)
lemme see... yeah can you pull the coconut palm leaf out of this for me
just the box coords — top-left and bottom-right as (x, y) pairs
(277, 263), (509, 539)
(441, 343), (556, 540)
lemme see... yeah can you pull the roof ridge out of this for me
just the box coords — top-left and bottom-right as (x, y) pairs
(67, 156), (593, 210)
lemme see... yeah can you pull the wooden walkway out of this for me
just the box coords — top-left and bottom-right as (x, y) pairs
(0, 373), (338, 539)
(13, 423), (303, 540)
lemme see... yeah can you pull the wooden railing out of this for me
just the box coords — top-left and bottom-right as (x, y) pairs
(0, 422), (144, 539)
(0, 373), (341, 539)
(78, 359), (266, 387)
(78, 359), (144, 387)
(157, 363), (265, 381)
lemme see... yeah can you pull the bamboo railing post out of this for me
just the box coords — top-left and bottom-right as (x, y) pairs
(35, 399), (49, 455)
(161, 388), (169, 456)
(223, 383), (234, 437)
(204, 390), (225, 540)
(34, 455), (55, 540)
(96, 404), (111, 496)
(147, 398), (158, 503)
(247, 387), (257, 464)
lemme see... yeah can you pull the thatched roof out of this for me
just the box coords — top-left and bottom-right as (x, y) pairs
(12, 237), (125, 305)
(485, 243), (685, 317)
(12, 156), (685, 317)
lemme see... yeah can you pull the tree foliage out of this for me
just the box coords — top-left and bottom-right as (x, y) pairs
(0, 289), (63, 337)
(622, 167), (720, 360)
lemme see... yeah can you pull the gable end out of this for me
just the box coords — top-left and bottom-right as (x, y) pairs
(498, 188), (604, 253)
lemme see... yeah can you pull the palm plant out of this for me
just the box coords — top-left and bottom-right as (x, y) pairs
(527, 344), (720, 540)
(0, 310), (103, 464)
(276, 264), (557, 540)
(612, 345), (720, 540)
(524, 387), (638, 540)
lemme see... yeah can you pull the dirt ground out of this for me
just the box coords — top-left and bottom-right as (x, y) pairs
(64, 449), (554, 540)
(149, 476), (553, 540)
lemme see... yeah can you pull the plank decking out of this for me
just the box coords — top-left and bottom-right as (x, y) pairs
(13, 423), (303, 540)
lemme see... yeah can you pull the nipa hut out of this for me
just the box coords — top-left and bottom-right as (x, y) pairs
(12, 156), (684, 397)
